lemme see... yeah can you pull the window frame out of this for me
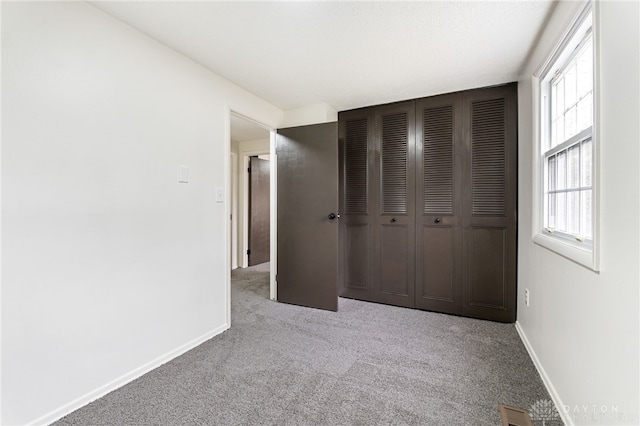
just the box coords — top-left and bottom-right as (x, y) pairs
(532, 1), (600, 271)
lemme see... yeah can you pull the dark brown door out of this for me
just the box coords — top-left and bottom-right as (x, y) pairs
(461, 84), (517, 322)
(374, 102), (416, 307)
(338, 83), (517, 322)
(248, 156), (270, 266)
(415, 93), (463, 315)
(276, 123), (339, 311)
(338, 109), (375, 302)
(338, 103), (416, 308)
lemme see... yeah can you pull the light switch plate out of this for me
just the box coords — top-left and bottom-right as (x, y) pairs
(178, 166), (189, 183)
(215, 187), (224, 203)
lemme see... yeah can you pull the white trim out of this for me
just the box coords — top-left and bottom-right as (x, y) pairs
(533, 233), (594, 269)
(532, 74), (543, 240)
(27, 325), (228, 426)
(0, 6), (3, 421)
(515, 322), (573, 426)
(534, 1), (593, 81)
(270, 130), (277, 301)
(532, 0), (600, 271)
(591, 0), (601, 272)
(544, 127), (591, 158)
(230, 151), (238, 270)
(0, 2), (3, 419)
(225, 106), (232, 328)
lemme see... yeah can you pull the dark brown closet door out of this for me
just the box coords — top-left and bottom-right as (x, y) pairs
(461, 84), (517, 322)
(415, 93), (463, 314)
(373, 102), (416, 307)
(338, 82), (518, 322)
(338, 109), (375, 302)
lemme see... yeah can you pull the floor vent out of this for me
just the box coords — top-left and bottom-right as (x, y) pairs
(499, 404), (533, 426)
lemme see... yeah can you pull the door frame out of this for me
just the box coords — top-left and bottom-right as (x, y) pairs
(226, 109), (277, 328)
(230, 151), (238, 270)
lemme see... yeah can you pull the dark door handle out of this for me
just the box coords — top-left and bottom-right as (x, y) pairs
(328, 213), (337, 220)
(391, 217), (397, 223)
(434, 218), (441, 224)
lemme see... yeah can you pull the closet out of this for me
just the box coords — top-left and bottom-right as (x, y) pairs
(338, 83), (517, 322)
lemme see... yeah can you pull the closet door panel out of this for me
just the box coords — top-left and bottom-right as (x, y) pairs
(467, 227), (507, 308)
(345, 118), (369, 214)
(344, 223), (370, 290)
(374, 102), (415, 307)
(415, 94), (463, 313)
(338, 111), (376, 301)
(471, 97), (507, 216)
(381, 112), (409, 215)
(379, 224), (410, 296)
(420, 225), (455, 302)
(462, 84), (517, 322)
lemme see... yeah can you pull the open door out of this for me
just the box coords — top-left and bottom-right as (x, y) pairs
(276, 123), (338, 311)
(248, 156), (270, 266)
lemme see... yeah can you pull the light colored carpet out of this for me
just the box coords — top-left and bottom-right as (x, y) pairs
(55, 262), (556, 425)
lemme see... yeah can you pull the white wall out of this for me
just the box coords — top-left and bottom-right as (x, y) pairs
(1, 2), (283, 425)
(281, 102), (338, 128)
(517, 1), (639, 425)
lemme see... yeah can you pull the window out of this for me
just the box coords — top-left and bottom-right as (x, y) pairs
(534, 2), (599, 270)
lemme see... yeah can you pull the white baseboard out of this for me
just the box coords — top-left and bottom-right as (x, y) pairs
(515, 321), (573, 426)
(29, 324), (229, 426)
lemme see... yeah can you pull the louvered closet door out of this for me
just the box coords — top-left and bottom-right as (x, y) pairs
(338, 109), (376, 301)
(461, 84), (517, 322)
(415, 93), (463, 314)
(373, 102), (416, 307)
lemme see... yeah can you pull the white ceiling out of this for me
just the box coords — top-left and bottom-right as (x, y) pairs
(91, 1), (555, 112)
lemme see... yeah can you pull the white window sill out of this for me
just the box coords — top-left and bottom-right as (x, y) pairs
(533, 232), (599, 272)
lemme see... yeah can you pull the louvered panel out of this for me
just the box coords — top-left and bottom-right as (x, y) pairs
(381, 113), (408, 214)
(472, 98), (506, 215)
(423, 105), (454, 214)
(345, 118), (368, 214)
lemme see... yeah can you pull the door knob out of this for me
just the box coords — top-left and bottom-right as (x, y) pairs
(328, 213), (337, 220)
(391, 217), (397, 223)
(434, 218), (441, 224)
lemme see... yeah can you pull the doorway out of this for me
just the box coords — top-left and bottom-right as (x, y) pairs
(228, 115), (340, 319)
(229, 112), (276, 306)
(248, 155), (271, 266)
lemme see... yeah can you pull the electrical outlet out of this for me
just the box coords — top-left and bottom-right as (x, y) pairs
(525, 288), (530, 307)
